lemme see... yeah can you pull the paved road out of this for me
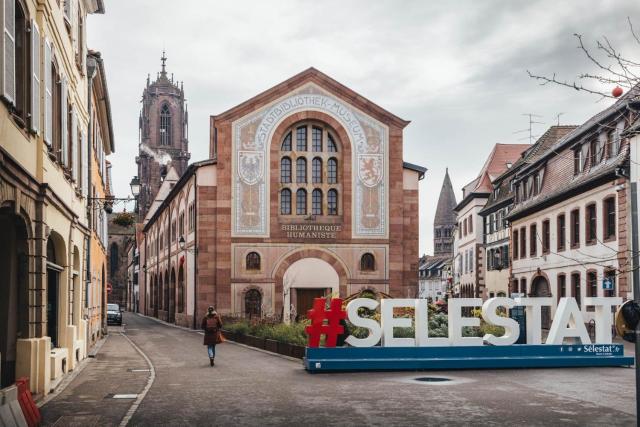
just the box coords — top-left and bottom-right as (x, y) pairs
(41, 313), (637, 426)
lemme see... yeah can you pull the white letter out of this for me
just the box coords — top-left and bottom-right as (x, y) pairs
(481, 298), (520, 346)
(447, 298), (483, 346)
(584, 297), (622, 344)
(415, 299), (448, 346)
(515, 297), (553, 344)
(381, 299), (416, 347)
(345, 298), (382, 347)
(547, 297), (591, 344)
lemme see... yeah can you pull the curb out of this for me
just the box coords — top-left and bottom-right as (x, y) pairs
(36, 335), (108, 407)
(134, 313), (301, 363)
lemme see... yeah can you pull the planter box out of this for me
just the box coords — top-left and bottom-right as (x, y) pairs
(277, 342), (293, 357)
(291, 344), (305, 359)
(265, 339), (279, 353)
(246, 335), (266, 350)
(221, 330), (236, 342)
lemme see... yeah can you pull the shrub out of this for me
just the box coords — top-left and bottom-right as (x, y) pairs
(112, 211), (136, 227)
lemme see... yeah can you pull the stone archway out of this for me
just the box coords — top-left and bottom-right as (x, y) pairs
(282, 258), (340, 322)
(0, 208), (29, 387)
(531, 274), (552, 329)
(169, 267), (176, 323)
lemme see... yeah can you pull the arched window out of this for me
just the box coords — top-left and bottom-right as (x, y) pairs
(110, 243), (118, 276)
(328, 189), (338, 215)
(245, 289), (262, 318)
(280, 157), (291, 183)
(328, 134), (338, 152)
(361, 253), (375, 271)
(312, 158), (322, 183)
(296, 189), (307, 215)
(246, 252), (261, 270)
(328, 158), (338, 184)
(312, 189), (322, 215)
(160, 104), (171, 146)
(280, 189), (291, 215)
(296, 126), (307, 151)
(312, 126), (322, 151)
(281, 131), (292, 151)
(296, 157), (307, 183)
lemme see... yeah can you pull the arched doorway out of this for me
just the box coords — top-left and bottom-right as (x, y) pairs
(0, 208), (29, 387)
(169, 268), (176, 323)
(163, 271), (169, 317)
(283, 258), (339, 322)
(153, 274), (159, 318)
(177, 266), (184, 314)
(46, 232), (66, 350)
(244, 289), (262, 319)
(531, 275), (552, 329)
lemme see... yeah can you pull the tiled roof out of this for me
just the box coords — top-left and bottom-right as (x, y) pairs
(464, 143), (530, 195)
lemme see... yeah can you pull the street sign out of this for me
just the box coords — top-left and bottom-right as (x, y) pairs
(603, 277), (614, 290)
(107, 283), (113, 294)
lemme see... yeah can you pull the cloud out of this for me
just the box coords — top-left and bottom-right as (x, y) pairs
(88, 0), (639, 255)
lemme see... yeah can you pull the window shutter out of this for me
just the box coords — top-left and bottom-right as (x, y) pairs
(44, 39), (52, 143)
(61, 77), (68, 166)
(1, 0), (16, 104)
(72, 109), (78, 182)
(81, 129), (87, 197)
(30, 20), (40, 133)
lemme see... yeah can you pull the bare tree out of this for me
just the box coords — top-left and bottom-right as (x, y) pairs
(527, 17), (640, 99)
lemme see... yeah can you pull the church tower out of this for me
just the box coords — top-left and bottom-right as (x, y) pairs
(434, 168), (457, 256)
(136, 52), (190, 220)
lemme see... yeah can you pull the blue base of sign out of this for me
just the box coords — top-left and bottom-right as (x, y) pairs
(304, 344), (634, 372)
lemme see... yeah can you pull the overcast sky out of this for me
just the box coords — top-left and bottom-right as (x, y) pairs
(87, 0), (638, 256)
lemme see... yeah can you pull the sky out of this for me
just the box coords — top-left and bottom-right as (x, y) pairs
(87, 0), (639, 256)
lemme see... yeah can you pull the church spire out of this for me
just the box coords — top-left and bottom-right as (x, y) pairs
(160, 50), (167, 77)
(434, 168), (457, 256)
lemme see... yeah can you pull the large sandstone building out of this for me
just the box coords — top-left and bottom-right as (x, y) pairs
(139, 68), (426, 325)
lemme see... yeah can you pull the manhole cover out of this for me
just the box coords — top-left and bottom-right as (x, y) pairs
(415, 377), (451, 382)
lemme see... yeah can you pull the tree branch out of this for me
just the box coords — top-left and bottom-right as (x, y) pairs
(526, 70), (614, 98)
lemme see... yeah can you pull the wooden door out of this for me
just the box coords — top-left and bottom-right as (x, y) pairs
(296, 289), (326, 319)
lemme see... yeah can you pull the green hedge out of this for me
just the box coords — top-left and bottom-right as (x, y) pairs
(224, 320), (309, 346)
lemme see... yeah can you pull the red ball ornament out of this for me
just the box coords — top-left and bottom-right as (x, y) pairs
(612, 86), (623, 98)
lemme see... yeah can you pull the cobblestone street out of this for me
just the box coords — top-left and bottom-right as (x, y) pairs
(38, 313), (637, 426)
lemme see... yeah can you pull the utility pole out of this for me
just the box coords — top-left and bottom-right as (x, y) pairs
(627, 125), (640, 426)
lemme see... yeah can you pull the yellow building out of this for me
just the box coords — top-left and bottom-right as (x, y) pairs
(0, 0), (113, 395)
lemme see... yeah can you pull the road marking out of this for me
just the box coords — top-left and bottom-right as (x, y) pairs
(113, 394), (138, 399)
(118, 332), (156, 427)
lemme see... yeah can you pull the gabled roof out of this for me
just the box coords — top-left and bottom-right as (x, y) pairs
(462, 144), (530, 195)
(434, 168), (457, 226)
(213, 67), (410, 128)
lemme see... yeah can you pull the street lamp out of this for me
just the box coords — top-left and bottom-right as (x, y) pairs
(130, 176), (141, 198)
(179, 236), (197, 254)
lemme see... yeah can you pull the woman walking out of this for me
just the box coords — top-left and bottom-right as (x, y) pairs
(202, 306), (222, 366)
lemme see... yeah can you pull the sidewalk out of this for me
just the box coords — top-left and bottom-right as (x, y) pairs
(40, 331), (150, 427)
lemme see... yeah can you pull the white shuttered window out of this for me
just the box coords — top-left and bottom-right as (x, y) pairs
(30, 19), (40, 133)
(60, 77), (68, 166)
(1, 0), (16, 103)
(44, 39), (52, 143)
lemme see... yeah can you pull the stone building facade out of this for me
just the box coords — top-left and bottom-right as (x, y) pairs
(0, 0), (113, 394)
(453, 144), (529, 298)
(508, 92), (635, 327)
(139, 68), (426, 326)
(433, 168), (457, 256)
(136, 53), (190, 220)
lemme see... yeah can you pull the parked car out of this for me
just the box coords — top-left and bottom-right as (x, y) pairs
(107, 303), (123, 325)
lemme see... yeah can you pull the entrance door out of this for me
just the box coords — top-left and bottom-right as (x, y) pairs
(531, 276), (551, 329)
(296, 288), (326, 319)
(47, 268), (59, 348)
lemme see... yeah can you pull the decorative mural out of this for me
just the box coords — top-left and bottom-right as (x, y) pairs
(232, 83), (388, 238)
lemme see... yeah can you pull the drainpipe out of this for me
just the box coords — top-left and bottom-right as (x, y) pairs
(86, 55), (97, 336)
(192, 171), (199, 330)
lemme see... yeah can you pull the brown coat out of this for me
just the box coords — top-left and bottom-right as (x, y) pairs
(202, 314), (222, 346)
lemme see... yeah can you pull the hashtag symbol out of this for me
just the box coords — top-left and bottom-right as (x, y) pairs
(305, 298), (346, 348)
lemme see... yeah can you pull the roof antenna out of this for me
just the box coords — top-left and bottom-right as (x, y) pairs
(555, 112), (565, 126)
(513, 113), (544, 144)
